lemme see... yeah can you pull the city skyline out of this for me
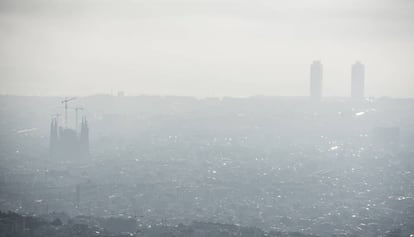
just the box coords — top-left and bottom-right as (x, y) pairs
(0, 59), (410, 98)
(1, 0), (414, 97)
(1, 1), (413, 236)
(1, 60), (376, 99)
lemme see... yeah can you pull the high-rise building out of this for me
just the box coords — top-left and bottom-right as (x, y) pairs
(310, 61), (323, 100)
(351, 61), (365, 99)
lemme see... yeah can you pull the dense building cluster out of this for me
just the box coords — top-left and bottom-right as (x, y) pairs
(0, 211), (324, 237)
(0, 95), (413, 237)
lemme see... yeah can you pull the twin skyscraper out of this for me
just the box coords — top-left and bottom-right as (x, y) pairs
(310, 61), (365, 100)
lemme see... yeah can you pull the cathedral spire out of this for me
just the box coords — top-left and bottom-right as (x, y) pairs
(80, 116), (89, 156)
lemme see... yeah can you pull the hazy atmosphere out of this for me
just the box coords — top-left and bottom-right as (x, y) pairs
(1, 0), (414, 97)
(0, 1), (414, 237)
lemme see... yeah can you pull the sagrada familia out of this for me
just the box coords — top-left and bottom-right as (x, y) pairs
(49, 117), (89, 159)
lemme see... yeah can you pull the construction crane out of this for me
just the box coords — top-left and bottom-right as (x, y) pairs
(61, 97), (76, 128)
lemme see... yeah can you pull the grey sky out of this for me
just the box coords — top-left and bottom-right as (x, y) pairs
(1, 0), (413, 97)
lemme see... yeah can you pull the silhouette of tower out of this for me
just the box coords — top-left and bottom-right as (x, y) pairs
(80, 117), (89, 156)
(49, 118), (58, 156)
(351, 61), (365, 99)
(310, 61), (323, 100)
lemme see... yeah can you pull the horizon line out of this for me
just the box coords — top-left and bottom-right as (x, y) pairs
(1, 93), (413, 100)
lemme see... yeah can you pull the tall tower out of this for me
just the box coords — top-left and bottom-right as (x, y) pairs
(351, 61), (365, 99)
(310, 61), (323, 100)
(49, 118), (58, 156)
(80, 117), (89, 156)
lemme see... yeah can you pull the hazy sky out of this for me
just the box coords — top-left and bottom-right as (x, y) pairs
(1, 0), (413, 97)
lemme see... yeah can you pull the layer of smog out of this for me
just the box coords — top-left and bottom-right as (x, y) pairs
(1, 0), (414, 236)
(0, 95), (413, 237)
